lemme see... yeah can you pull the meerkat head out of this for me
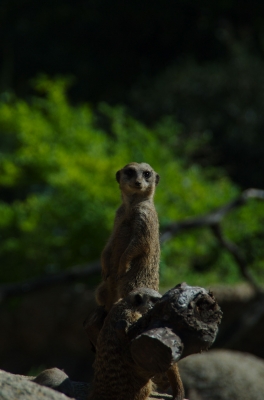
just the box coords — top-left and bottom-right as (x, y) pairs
(116, 162), (160, 198)
(114, 288), (162, 335)
(127, 287), (162, 314)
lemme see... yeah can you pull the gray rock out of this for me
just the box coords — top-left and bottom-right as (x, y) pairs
(179, 350), (264, 400)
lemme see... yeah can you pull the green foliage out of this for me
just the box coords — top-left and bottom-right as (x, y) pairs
(0, 78), (264, 287)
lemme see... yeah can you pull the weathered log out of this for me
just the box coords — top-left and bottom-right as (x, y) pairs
(130, 327), (183, 373)
(128, 283), (222, 373)
(85, 283), (222, 374)
(86, 284), (222, 400)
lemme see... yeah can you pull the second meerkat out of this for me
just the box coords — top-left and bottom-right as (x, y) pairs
(96, 162), (160, 311)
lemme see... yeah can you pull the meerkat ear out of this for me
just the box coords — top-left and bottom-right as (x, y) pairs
(155, 174), (160, 186)
(116, 170), (121, 183)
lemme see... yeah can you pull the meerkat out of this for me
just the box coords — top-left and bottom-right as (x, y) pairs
(96, 162), (160, 311)
(89, 288), (162, 400)
(93, 162), (184, 400)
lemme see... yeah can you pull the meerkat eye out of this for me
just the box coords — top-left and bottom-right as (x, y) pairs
(134, 293), (144, 305)
(124, 168), (135, 178)
(143, 171), (151, 179)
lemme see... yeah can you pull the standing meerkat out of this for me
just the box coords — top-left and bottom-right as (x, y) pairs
(93, 162), (184, 400)
(96, 162), (160, 311)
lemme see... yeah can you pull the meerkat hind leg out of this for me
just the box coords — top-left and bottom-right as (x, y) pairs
(167, 364), (185, 400)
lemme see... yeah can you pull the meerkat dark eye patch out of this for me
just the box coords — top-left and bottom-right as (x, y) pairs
(134, 293), (144, 305)
(124, 168), (136, 178)
(143, 171), (152, 179)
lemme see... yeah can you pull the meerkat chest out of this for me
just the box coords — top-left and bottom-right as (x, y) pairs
(111, 206), (156, 258)
(112, 216), (133, 253)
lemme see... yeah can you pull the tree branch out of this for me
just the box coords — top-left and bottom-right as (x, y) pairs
(210, 224), (261, 292)
(160, 188), (264, 243)
(0, 261), (101, 303)
(160, 188), (264, 293)
(0, 188), (263, 303)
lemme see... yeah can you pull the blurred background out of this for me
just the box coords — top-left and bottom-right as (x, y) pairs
(1, 1), (264, 398)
